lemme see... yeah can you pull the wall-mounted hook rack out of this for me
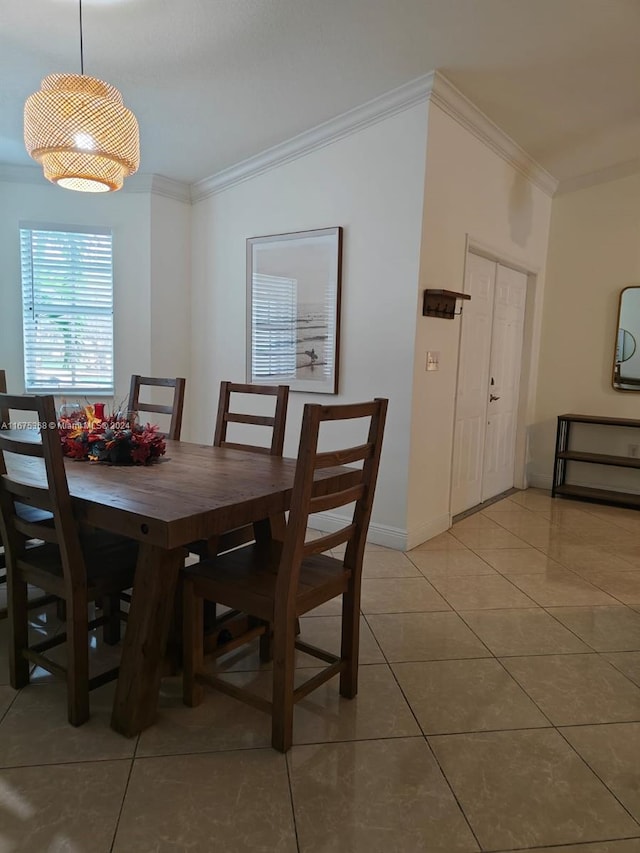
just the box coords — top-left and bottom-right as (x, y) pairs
(422, 289), (471, 319)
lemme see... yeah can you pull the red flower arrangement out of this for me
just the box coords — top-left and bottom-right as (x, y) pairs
(59, 405), (166, 465)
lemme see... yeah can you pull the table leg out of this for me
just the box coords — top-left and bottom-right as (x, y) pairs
(111, 544), (183, 737)
(269, 512), (287, 542)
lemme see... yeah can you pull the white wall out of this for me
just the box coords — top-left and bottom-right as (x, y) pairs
(406, 103), (553, 547)
(190, 104), (429, 543)
(0, 178), (190, 415)
(150, 193), (192, 433)
(531, 173), (640, 491)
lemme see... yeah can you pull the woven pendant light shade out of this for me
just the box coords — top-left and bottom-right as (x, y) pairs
(24, 73), (140, 193)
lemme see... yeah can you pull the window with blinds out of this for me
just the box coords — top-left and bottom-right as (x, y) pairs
(250, 273), (297, 378)
(20, 224), (114, 393)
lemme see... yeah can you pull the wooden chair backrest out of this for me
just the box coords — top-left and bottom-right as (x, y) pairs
(0, 393), (87, 596)
(214, 382), (289, 456)
(275, 398), (388, 607)
(128, 375), (186, 441)
(0, 372), (6, 577)
(0, 370), (7, 428)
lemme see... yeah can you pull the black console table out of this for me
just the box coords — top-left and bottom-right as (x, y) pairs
(552, 413), (640, 508)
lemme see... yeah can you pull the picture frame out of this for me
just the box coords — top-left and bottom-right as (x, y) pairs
(246, 226), (342, 394)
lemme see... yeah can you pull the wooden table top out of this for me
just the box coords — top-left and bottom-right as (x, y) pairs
(4, 438), (356, 550)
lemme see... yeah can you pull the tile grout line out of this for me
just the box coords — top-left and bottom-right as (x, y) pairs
(109, 754), (136, 853)
(461, 513), (640, 612)
(284, 751), (301, 853)
(554, 723), (640, 835)
(383, 648), (484, 852)
(0, 684), (19, 726)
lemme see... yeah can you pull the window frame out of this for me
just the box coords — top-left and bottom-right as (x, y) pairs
(19, 222), (115, 395)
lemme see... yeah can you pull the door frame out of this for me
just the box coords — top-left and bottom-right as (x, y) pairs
(449, 235), (541, 516)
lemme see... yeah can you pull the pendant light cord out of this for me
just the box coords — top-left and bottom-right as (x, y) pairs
(79, 0), (84, 75)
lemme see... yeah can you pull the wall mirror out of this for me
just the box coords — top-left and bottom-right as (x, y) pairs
(613, 286), (640, 390)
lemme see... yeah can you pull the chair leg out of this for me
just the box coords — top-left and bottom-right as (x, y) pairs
(165, 580), (184, 675)
(66, 597), (90, 726)
(258, 617), (299, 662)
(101, 594), (121, 645)
(259, 620), (273, 662)
(339, 587), (360, 699)
(8, 577), (29, 689)
(271, 613), (296, 752)
(200, 534), (220, 639)
(202, 600), (217, 634)
(183, 579), (205, 707)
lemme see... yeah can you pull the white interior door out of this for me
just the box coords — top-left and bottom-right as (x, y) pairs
(481, 265), (526, 500)
(450, 254), (495, 515)
(451, 253), (527, 516)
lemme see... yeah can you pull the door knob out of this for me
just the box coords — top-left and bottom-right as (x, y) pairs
(489, 394), (500, 402)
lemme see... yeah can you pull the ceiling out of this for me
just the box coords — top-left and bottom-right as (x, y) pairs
(2, 0), (640, 190)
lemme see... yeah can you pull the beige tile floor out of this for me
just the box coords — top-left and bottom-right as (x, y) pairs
(3, 489), (640, 851)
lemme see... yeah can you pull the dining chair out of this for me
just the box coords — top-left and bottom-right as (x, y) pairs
(1, 370), (13, 618)
(0, 369), (7, 427)
(190, 381), (290, 559)
(0, 393), (140, 725)
(0, 370), (7, 605)
(0, 372), (55, 620)
(128, 374), (186, 440)
(214, 381), (289, 456)
(182, 397), (388, 752)
(116, 375), (185, 620)
(188, 381), (290, 655)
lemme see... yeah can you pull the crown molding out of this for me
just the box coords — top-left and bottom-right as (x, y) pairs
(428, 73), (558, 198)
(151, 174), (191, 203)
(0, 164), (190, 202)
(556, 157), (640, 195)
(191, 73), (437, 202)
(126, 173), (191, 202)
(192, 70), (558, 202)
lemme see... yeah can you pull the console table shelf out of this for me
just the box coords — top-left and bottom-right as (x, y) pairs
(554, 483), (640, 507)
(556, 450), (640, 469)
(552, 413), (640, 509)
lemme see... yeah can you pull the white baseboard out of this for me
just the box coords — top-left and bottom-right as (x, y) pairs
(527, 472), (553, 490)
(405, 513), (451, 551)
(312, 512), (408, 551)
(312, 510), (452, 552)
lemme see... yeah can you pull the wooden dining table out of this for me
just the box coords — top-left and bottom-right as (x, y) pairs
(6, 439), (358, 736)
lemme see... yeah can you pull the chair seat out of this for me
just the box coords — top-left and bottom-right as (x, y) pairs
(185, 541), (350, 622)
(15, 502), (53, 525)
(1, 505), (58, 619)
(17, 530), (138, 598)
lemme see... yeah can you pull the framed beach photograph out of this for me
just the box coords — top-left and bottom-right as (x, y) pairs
(246, 227), (342, 394)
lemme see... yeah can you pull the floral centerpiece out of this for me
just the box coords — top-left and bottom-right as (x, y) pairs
(59, 404), (166, 465)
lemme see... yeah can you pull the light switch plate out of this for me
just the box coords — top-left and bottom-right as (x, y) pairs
(426, 351), (439, 371)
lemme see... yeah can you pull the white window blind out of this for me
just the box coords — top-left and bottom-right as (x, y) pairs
(251, 274), (297, 378)
(20, 224), (114, 393)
